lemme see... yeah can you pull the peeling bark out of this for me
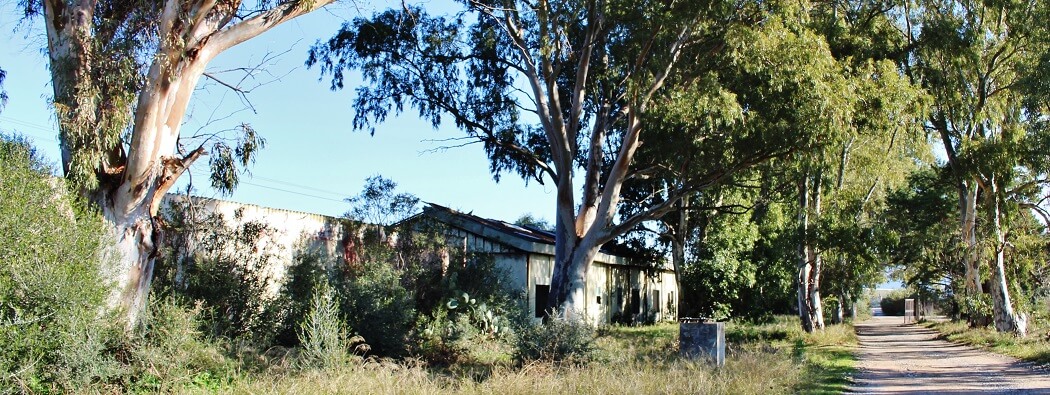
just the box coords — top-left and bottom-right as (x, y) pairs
(989, 183), (1028, 336)
(42, 0), (333, 328)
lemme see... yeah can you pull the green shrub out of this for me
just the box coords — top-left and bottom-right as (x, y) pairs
(274, 250), (330, 347)
(0, 135), (120, 392)
(155, 203), (285, 344)
(410, 291), (516, 365)
(123, 298), (233, 392)
(335, 258), (416, 357)
(297, 284), (363, 369)
(513, 312), (596, 365)
(879, 289), (913, 316)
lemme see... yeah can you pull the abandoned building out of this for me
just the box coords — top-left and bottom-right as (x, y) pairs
(161, 195), (678, 324)
(406, 203), (678, 324)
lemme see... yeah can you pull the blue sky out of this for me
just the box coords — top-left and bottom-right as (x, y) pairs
(0, 1), (556, 223)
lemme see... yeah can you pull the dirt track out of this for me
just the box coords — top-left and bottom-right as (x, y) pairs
(849, 315), (1050, 394)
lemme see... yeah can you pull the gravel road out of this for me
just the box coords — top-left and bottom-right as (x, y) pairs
(849, 315), (1050, 394)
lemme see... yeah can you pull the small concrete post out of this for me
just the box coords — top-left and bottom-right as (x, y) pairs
(679, 318), (725, 366)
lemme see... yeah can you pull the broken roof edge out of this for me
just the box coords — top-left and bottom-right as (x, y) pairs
(420, 203), (669, 270)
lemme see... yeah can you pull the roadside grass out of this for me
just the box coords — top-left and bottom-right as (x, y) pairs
(924, 318), (1050, 365)
(726, 316), (858, 395)
(225, 317), (857, 394)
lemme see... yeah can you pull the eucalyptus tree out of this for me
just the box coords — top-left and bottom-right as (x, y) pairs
(815, 60), (928, 323)
(885, 168), (967, 308)
(22, 0), (335, 327)
(907, 0), (1050, 335)
(755, 0), (929, 331)
(306, 0), (848, 315)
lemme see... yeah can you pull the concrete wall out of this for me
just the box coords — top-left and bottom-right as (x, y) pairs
(161, 195), (346, 295)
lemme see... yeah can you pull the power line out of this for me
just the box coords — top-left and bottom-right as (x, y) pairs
(250, 175), (352, 198)
(0, 115), (354, 204)
(185, 170), (348, 204)
(0, 116), (59, 143)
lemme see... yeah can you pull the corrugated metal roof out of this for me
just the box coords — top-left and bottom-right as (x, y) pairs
(421, 203), (639, 258)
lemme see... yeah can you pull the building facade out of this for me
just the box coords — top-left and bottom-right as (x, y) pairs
(161, 195), (678, 324)
(417, 204), (678, 324)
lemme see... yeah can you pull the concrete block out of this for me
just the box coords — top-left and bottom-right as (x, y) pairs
(679, 320), (725, 366)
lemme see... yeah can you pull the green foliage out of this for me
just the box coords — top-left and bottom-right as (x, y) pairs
(0, 135), (117, 391)
(209, 123), (268, 196)
(273, 250), (330, 347)
(681, 195), (761, 320)
(0, 137), (239, 392)
(334, 258), (416, 357)
(512, 313), (596, 365)
(297, 283), (363, 369)
(343, 175), (419, 240)
(513, 213), (553, 232)
(123, 299), (234, 393)
(155, 203), (285, 344)
(878, 289), (915, 316)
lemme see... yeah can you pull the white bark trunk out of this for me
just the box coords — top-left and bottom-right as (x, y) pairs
(809, 175), (825, 330)
(102, 204), (159, 327)
(989, 184), (1028, 336)
(797, 176), (815, 332)
(961, 183), (982, 296)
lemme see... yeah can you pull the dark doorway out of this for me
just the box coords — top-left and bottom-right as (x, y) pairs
(535, 284), (551, 318)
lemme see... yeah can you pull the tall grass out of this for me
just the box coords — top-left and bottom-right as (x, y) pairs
(226, 317), (855, 394)
(926, 319), (1050, 365)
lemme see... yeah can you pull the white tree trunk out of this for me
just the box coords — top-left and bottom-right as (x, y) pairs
(989, 185), (1028, 336)
(797, 176), (815, 332)
(102, 204), (160, 327)
(809, 175), (825, 330)
(960, 183), (982, 296)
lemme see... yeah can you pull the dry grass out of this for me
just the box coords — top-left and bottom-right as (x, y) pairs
(219, 318), (856, 395)
(925, 319), (1050, 365)
(227, 351), (801, 395)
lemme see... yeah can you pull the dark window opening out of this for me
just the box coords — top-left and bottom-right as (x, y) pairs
(596, 295), (601, 304)
(535, 284), (550, 318)
(653, 290), (661, 313)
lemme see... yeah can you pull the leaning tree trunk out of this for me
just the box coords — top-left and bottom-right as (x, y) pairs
(42, 0), (333, 328)
(988, 183), (1028, 336)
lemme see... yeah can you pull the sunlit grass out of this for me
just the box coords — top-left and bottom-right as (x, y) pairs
(223, 317), (856, 394)
(925, 319), (1050, 365)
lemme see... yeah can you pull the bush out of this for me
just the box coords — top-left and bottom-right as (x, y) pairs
(155, 203), (285, 344)
(410, 291), (516, 365)
(0, 135), (120, 392)
(297, 284), (364, 369)
(123, 298), (234, 392)
(879, 289), (914, 316)
(513, 312), (596, 365)
(274, 250), (330, 347)
(335, 258), (416, 357)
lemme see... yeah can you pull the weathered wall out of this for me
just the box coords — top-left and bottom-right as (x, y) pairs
(161, 195), (347, 295)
